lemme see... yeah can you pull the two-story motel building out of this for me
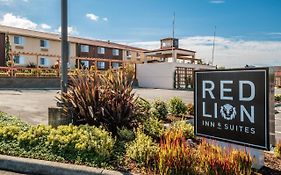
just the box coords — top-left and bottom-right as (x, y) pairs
(0, 25), (147, 70)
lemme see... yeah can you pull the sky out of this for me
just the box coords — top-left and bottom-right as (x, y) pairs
(0, 0), (280, 67)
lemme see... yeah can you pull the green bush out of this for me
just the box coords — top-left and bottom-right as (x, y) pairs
(143, 116), (164, 139)
(47, 125), (115, 163)
(134, 98), (151, 121)
(18, 125), (51, 146)
(275, 94), (281, 102)
(167, 120), (194, 139)
(150, 99), (168, 120)
(126, 128), (159, 166)
(0, 113), (116, 167)
(0, 112), (29, 130)
(117, 127), (135, 142)
(168, 97), (187, 116)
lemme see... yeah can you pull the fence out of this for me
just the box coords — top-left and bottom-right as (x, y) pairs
(0, 51), (137, 78)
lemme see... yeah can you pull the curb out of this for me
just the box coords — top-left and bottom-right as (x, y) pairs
(0, 154), (130, 175)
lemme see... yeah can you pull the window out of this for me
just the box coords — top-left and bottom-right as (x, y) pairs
(40, 57), (49, 66)
(81, 45), (89, 52)
(98, 47), (105, 54)
(81, 60), (90, 68)
(97, 61), (105, 69)
(14, 55), (24, 65)
(137, 52), (141, 59)
(112, 62), (120, 69)
(40, 40), (49, 48)
(14, 36), (24, 45)
(126, 51), (131, 59)
(112, 49), (119, 56)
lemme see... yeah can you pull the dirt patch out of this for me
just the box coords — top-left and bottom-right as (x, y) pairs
(257, 152), (281, 175)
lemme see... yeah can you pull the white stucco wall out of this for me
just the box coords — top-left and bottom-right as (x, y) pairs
(137, 62), (215, 89)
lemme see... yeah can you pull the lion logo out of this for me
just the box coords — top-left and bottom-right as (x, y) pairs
(220, 104), (236, 121)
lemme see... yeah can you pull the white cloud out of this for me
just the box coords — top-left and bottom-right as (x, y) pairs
(0, 13), (52, 31)
(210, 0), (225, 4)
(40, 23), (51, 30)
(56, 26), (79, 35)
(86, 13), (99, 21)
(0, 0), (29, 5)
(0, 13), (37, 29)
(128, 36), (281, 68)
(102, 17), (108, 22)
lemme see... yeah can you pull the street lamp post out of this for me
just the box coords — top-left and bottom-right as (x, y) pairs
(61, 0), (68, 95)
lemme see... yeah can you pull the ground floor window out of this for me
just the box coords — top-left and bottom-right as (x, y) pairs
(112, 62), (120, 69)
(40, 57), (49, 67)
(13, 55), (24, 65)
(81, 60), (90, 68)
(97, 61), (105, 69)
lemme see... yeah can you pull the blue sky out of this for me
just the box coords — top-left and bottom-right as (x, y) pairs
(0, 0), (281, 67)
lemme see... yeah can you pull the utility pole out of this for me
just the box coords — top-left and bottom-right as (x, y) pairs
(211, 26), (216, 66)
(61, 0), (68, 95)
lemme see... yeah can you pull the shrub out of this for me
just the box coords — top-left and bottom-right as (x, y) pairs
(60, 70), (101, 125)
(60, 70), (137, 134)
(150, 99), (168, 120)
(18, 125), (51, 146)
(117, 127), (135, 142)
(168, 97), (187, 116)
(156, 129), (196, 175)
(187, 103), (194, 115)
(0, 112), (29, 130)
(134, 97), (151, 121)
(166, 120), (194, 139)
(46, 125), (115, 163)
(143, 116), (164, 139)
(274, 141), (281, 158)
(126, 128), (159, 166)
(197, 141), (252, 175)
(99, 70), (137, 134)
(275, 94), (281, 102)
(0, 125), (21, 140)
(0, 113), (116, 167)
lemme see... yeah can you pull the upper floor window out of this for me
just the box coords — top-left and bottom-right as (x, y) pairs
(81, 45), (89, 52)
(98, 47), (105, 54)
(137, 52), (141, 58)
(40, 40), (49, 48)
(14, 55), (25, 65)
(14, 36), (24, 46)
(40, 57), (49, 66)
(126, 51), (131, 59)
(97, 61), (105, 69)
(112, 49), (119, 56)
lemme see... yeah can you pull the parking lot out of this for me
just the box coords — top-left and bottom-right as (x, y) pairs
(0, 88), (281, 141)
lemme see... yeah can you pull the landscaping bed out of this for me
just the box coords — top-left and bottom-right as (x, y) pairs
(1, 70), (281, 175)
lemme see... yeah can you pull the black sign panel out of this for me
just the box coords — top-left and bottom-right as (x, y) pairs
(194, 68), (269, 150)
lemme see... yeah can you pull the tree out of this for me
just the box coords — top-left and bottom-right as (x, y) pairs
(5, 34), (12, 67)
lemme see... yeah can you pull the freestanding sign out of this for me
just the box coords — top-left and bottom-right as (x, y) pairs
(194, 68), (273, 150)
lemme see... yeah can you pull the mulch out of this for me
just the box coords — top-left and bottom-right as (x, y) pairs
(256, 152), (281, 175)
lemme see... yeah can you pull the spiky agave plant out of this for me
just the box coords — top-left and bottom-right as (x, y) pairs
(59, 70), (101, 125)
